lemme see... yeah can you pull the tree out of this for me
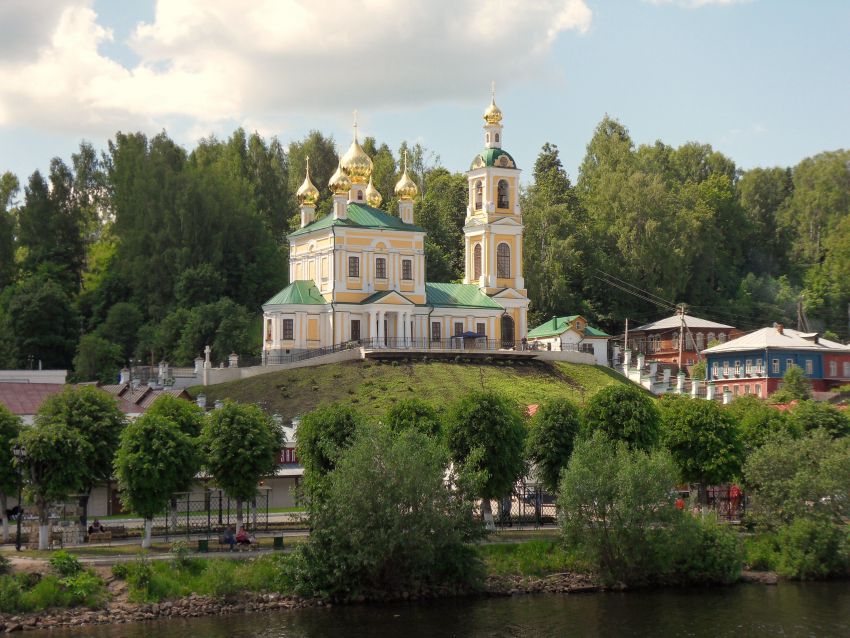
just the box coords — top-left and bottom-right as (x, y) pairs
(660, 396), (743, 503)
(17, 423), (87, 550)
(384, 398), (442, 437)
(201, 401), (282, 527)
(0, 406), (21, 543)
(785, 400), (850, 439)
(296, 423), (484, 599)
(526, 398), (581, 493)
(296, 404), (360, 477)
(97, 302), (144, 360)
(72, 334), (123, 383)
(770, 366), (813, 403)
(0, 171), (18, 290)
(114, 414), (198, 548)
(145, 394), (205, 438)
(445, 391), (525, 529)
(725, 395), (792, 453)
(582, 384), (661, 451)
(35, 386), (125, 535)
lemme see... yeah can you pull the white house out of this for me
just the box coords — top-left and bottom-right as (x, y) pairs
(527, 315), (610, 366)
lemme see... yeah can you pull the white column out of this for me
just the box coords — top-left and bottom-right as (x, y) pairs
(377, 310), (385, 347)
(367, 310), (375, 346)
(706, 383), (716, 401)
(401, 312), (408, 347)
(488, 232), (496, 287)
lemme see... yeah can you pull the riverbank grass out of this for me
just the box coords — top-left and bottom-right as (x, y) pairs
(479, 540), (590, 577)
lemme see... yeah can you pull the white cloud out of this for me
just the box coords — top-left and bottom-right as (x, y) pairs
(0, 0), (592, 138)
(645, 0), (751, 7)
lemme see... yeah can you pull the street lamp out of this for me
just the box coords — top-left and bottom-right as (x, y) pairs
(12, 444), (26, 551)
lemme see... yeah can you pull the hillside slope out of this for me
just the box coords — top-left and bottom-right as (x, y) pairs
(192, 360), (629, 422)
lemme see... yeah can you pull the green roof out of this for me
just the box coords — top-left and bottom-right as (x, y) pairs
(289, 202), (425, 238)
(359, 290), (414, 305)
(470, 148), (518, 170)
(527, 315), (609, 339)
(425, 283), (502, 309)
(263, 280), (327, 306)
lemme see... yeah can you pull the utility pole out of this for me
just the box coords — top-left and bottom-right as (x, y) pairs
(624, 318), (629, 363)
(677, 303), (686, 372)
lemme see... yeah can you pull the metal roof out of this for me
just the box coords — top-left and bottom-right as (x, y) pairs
(634, 314), (734, 331)
(264, 280), (328, 306)
(701, 326), (850, 354)
(288, 202), (425, 238)
(424, 283), (503, 309)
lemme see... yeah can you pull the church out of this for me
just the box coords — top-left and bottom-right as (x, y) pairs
(262, 94), (529, 358)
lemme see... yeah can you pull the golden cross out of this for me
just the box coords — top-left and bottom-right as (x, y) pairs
(353, 109), (358, 141)
(490, 80), (496, 101)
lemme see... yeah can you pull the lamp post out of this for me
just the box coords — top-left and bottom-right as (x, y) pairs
(12, 444), (26, 552)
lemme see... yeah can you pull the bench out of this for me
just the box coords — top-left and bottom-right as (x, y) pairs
(107, 525), (127, 539)
(88, 531), (112, 544)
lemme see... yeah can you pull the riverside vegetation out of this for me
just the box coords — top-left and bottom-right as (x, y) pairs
(0, 384), (848, 625)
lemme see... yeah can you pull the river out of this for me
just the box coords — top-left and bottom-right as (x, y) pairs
(31, 581), (850, 637)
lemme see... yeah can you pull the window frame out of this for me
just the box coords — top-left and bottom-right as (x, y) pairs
(431, 321), (441, 342)
(375, 256), (387, 280)
(496, 242), (511, 279)
(474, 180), (483, 211)
(473, 243), (482, 280)
(805, 359), (813, 375)
(497, 179), (509, 209)
(454, 322), (464, 337)
(281, 318), (294, 341)
(350, 319), (360, 342)
(829, 360), (837, 376)
(348, 256), (360, 278)
(772, 358), (780, 374)
(401, 258), (413, 281)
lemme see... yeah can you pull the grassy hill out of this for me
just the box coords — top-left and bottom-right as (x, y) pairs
(192, 359), (630, 422)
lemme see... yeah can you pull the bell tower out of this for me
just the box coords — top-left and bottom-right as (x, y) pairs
(462, 87), (524, 294)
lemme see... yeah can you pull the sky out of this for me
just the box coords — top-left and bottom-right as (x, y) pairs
(1, 0), (849, 189)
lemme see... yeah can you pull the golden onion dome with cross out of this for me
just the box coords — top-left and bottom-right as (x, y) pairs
(340, 116), (373, 183)
(328, 161), (352, 195)
(295, 157), (320, 207)
(394, 152), (419, 201)
(483, 82), (503, 124)
(365, 177), (382, 208)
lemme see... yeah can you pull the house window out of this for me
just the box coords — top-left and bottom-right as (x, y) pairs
(348, 256), (360, 278)
(786, 358), (794, 371)
(402, 259), (412, 281)
(476, 322), (486, 336)
(686, 333), (695, 350)
(719, 333), (727, 343)
(473, 244), (482, 279)
(844, 362), (850, 377)
(805, 359), (813, 375)
(431, 321), (441, 342)
(497, 180), (509, 208)
(712, 362), (719, 379)
(375, 257), (387, 279)
(723, 361), (729, 376)
(745, 359), (752, 374)
(696, 333), (704, 350)
(265, 319), (272, 341)
(707, 332), (715, 344)
(755, 384), (762, 397)
(282, 319), (294, 341)
(772, 358), (780, 374)
(734, 385), (739, 396)
(496, 243), (511, 278)
(744, 384), (750, 395)
(756, 358), (763, 373)
(829, 361), (837, 376)
(735, 360), (741, 376)
(350, 319), (360, 341)
(454, 322), (464, 337)
(474, 180), (483, 210)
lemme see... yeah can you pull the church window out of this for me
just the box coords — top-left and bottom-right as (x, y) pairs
(375, 257), (387, 279)
(473, 244), (482, 279)
(474, 180), (483, 211)
(348, 256), (359, 278)
(431, 321), (441, 342)
(497, 243), (511, 278)
(350, 320), (360, 341)
(454, 322), (464, 337)
(402, 259), (412, 280)
(265, 319), (272, 341)
(357, 190), (363, 201)
(486, 133), (490, 143)
(282, 319), (294, 341)
(497, 180), (509, 208)
(495, 133), (500, 143)
(476, 322), (486, 336)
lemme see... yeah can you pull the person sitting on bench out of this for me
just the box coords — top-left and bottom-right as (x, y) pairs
(222, 526), (236, 551)
(235, 525), (252, 547)
(88, 519), (104, 535)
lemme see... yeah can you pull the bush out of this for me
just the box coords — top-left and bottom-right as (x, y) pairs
(49, 550), (83, 577)
(60, 571), (106, 607)
(582, 384), (661, 451)
(775, 519), (849, 580)
(0, 575), (25, 613)
(111, 563), (130, 580)
(668, 515), (743, 585)
(0, 554), (11, 575)
(526, 398), (581, 493)
(200, 560), (240, 599)
(20, 575), (69, 610)
(745, 533), (780, 571)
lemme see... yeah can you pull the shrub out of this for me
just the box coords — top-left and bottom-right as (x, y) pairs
(111, 563), (130, 580)
(60, 571), (106, 607)
(668, 515), (743, 585)
(384, 398), (442, 437)
(582, 384), (660, 451)
(526, 398), (581, 493)
(0, 575), (25, 613)
(49, 550), (83, 577)
(20, 575), (70, 610)
(200, 560), (240, 599)
(745, 533), (780, 571)
(775, 519), (849, 580)
(0, 554), (11, 575)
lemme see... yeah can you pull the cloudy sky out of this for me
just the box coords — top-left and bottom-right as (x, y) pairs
(1, 0), (848, 184)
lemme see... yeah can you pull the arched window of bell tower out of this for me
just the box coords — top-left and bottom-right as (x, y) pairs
(473, 243), (482, 280)
(495, 133), (500, 143)
(486, 133), (490, 143)
(497, 180), (509, 209)
(497, 242), (511, 278)
(474, 180), (483, 211)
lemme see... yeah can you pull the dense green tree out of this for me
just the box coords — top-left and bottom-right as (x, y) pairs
(0, 172), (18, 290)
(660, 396), (743, 502)
(97, 302), (144, 360)
(416, 169), (468, 280)
(201, 401), (282, 526)
(0, 406), (21, 543)
(145, 394), (205, 438)
(114, 413), (199, 548)
(72, 334), (123, 383)
(770, 366), (813, 403)
(526, 398), (582, 493)
(17, 423), (87, 549)
(35, 386), (125, 532)
(296, 404), (360, 477)
(725, 395), (792, 453)
(384, 398), (442, 437)
(582, 384), (661, 451)
(288, 131), (339, 222)
(785, 400), (850, 439)
(445, 391), (525, 529)
(737, 167), (793, 276)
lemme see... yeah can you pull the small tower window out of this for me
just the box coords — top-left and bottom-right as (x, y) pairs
(495, 133), (500, 143)
(474, 180), (483, 211)
(486, 133), (490, 143)
(497, 180), (509, 208)
(497, 243), (511, 278)
(357, 190), (363, 201)
(473, 243), (482, 279)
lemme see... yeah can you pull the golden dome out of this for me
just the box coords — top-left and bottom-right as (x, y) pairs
(365, 177), (382, 208)
(483, 96), (502, 125)
(394, 152), (419, 201)
(328, 161), (352, 195)
(340, 125), (373, 183)
(295, 157), (320, 207)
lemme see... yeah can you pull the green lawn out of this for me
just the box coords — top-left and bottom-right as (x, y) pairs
(191, 359), (629, 422)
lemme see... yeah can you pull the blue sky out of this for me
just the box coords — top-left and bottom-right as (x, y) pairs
(1, 0), (848, 189)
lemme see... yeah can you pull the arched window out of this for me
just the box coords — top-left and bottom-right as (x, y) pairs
(497, 243), (511, 278)
(501, 314), (515, 348)
(356, 190), (363, 201)
(474, 180), (483, 211)
(719, 333), (727, 343)
(696, 333), (704, 351)
(707, 332), (715, 345)
(497, 180), (509, 208)
(486, 133), (490, 143)
(495, 133), (500, 143)
(473, 243), (482, 280)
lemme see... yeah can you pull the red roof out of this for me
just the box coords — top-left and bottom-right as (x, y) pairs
(0, 383), (159, 416)
(526, 404), (539, 418)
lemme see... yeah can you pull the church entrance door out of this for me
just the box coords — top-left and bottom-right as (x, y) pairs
(501, 314), (515, 348)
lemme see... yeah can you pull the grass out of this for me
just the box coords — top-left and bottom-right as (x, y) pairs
(478, 540), (590, 577)
(191, 359), (629, 422)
